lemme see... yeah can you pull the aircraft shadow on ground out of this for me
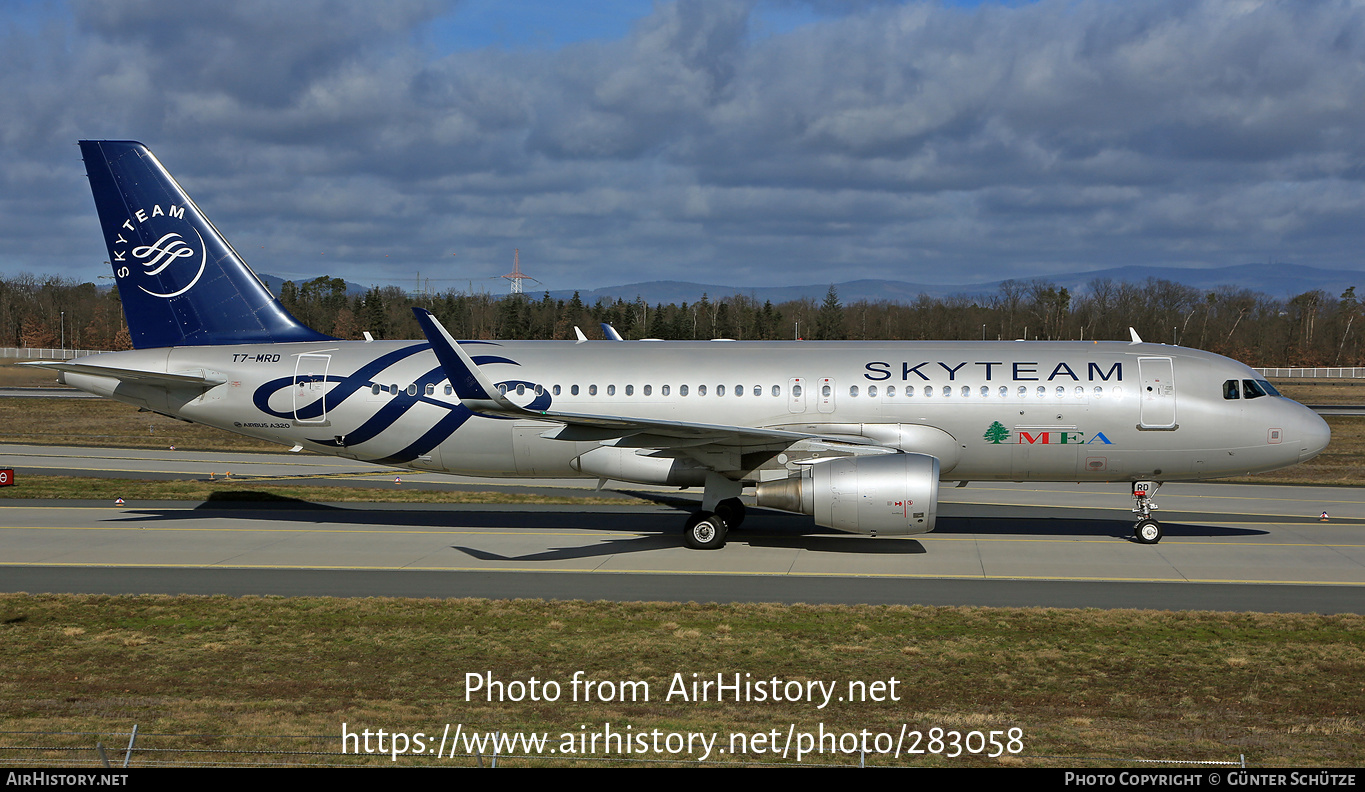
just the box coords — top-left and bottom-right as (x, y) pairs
(103, 495), (1267, 562)
(936, 515), (1269, 540)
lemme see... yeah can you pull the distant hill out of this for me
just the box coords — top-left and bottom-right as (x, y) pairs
(536, 263), (1363, 306)
(254, 262), (1362, 306)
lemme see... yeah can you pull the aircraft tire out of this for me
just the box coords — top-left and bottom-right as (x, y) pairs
(714, 498), (746, 530)
(1134, 518), (1163, 545)
(683, 511), (727, 550)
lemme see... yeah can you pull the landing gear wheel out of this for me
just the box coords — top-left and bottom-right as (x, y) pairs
(683, 511), (727, 550)
(1134, 518), (1163, 545)
(714, 498), (746, 530)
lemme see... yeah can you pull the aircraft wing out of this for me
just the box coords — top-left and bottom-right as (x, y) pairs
(20, 360), (226, 389)
(412, 308), (877, 451)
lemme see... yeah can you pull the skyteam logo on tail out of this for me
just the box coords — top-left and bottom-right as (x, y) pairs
(111, 204), (208, 298)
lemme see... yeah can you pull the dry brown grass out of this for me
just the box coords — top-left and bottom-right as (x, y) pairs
(1271, 379), (1365, 406)
(0, 474), (630, 504)
(0, 394), (281, 452)
(0, 596), (1360, 767)
(0, 359), (71, 388)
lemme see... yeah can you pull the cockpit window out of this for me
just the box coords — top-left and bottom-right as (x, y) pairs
(1242, 379), (1268, 399)
(1223, 379), (1240, 400)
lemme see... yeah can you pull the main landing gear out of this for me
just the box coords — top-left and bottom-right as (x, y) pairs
(1131, 481), (1163, 544)
(682, 474), (745, 550)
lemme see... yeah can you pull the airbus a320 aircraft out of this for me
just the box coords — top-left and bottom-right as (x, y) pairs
(38, 140), (1330, 549)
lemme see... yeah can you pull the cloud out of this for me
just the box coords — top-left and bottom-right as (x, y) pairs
(3, 0), (1365, 291)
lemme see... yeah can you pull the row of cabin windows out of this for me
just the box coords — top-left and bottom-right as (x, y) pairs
(372, 382), (1126, 399)
(853, 384), (1124, 399)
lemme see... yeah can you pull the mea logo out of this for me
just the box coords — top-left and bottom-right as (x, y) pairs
(983, 421), (1113, 445)
(983, 421), (1011, 444)
(110, 204), (208, 298)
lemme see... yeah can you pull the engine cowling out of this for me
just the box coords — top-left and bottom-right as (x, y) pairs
(755, 453), (939, 536)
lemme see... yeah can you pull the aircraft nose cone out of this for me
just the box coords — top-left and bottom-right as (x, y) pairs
(1299, 408), (1331, 462)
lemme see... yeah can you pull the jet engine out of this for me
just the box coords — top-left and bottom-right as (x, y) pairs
(755, 453), (939, 536)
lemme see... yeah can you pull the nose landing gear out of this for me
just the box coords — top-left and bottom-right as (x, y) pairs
(1131, 481), (1163, 544)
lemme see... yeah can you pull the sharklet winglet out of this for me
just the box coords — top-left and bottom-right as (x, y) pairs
(412, 308), (521, 414)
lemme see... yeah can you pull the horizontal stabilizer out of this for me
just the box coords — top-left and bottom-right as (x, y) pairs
(21, 360), (225, 388)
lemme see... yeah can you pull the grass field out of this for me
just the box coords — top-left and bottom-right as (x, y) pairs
(0, 594), (1361, 767)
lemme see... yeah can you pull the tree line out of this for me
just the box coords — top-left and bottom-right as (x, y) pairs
(2, 271), (1362, 367)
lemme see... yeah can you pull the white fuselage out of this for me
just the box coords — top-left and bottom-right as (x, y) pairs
(61, 338), (1330, 487)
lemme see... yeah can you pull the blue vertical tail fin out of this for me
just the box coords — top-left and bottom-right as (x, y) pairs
(79, 140), (331, 348)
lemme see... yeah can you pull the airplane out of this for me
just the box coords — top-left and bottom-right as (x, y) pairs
(32, 140), (1331, 550)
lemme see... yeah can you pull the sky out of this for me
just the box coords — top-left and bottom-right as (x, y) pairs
(3, 0), (1364, 294)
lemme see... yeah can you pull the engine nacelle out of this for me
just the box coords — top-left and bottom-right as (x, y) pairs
(755, 453), (939, 536)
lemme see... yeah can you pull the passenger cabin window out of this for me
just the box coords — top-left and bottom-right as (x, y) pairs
(571, 385), (580, 396)
(662, 384), (670, 396)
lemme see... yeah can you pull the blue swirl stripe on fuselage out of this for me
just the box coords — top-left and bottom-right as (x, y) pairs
(253, 343), (431, 420)
(249, 342), (550, 465)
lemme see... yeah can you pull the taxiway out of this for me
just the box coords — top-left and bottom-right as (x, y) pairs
(1, 442), (1361, 612)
